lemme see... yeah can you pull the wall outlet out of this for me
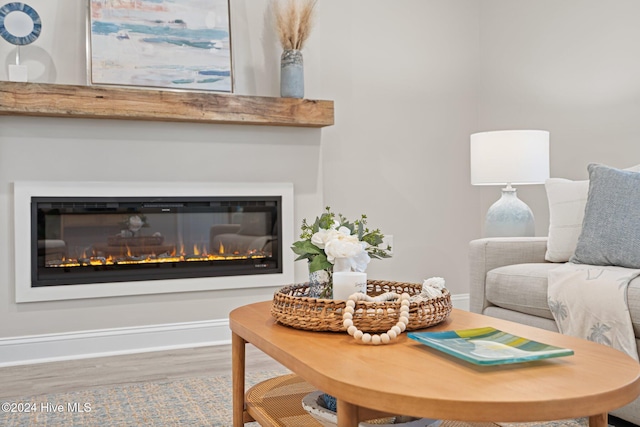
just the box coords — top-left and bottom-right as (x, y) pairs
(382, 234), (394, 257)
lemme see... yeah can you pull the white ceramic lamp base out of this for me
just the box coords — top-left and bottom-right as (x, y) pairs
(484, 187), (535, 237)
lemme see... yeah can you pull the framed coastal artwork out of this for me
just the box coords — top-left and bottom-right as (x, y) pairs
(88, 0), (233, 92)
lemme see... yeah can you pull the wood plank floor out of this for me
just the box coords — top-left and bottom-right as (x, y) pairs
(0, 344), (284, 400)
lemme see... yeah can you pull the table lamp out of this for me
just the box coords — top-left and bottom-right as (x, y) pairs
(470, 130), (549, 237)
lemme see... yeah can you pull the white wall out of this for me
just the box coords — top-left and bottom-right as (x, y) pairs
(477, 0), (640, 235)
(0, 0), (326, 338)
(8, 0), (640, 341)
(0, 0), (483, 341)
(319, 1), (481, 292)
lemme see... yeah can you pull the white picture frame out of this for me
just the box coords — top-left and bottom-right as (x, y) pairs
(87, 0), (233, 93)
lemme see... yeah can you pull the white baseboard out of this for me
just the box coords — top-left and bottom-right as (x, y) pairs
(451, 293), (470, 311)
(0, 319), (231, 367)
(0, 293), (471, 367)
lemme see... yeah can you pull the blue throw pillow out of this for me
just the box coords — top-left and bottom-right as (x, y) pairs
(570, 163), (640, 268)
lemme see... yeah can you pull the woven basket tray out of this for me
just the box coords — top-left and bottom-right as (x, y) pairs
(271, 279), (452, 333)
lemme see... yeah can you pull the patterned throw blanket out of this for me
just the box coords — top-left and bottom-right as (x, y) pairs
(548, 263), (640, 361)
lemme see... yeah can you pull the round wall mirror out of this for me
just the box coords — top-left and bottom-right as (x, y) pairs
(0, 3), (41, 45)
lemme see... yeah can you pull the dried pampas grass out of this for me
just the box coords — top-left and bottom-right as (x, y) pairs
(272, 0), (317, 51)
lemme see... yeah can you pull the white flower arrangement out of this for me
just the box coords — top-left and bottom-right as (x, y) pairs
(310, 225), (371, 272)
(119, 214), (149, 237)
(127, 215), (145, 233)
(291, 207), (391, 274)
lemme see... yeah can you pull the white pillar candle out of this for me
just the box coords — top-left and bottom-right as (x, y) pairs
(332, 272), (367, 300)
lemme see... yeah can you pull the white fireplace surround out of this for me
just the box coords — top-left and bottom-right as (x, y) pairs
(14, 181), (294, 303)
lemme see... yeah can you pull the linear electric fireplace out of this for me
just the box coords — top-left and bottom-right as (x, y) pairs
(15, 182), (294, 302)
(34, 196), (282, 286)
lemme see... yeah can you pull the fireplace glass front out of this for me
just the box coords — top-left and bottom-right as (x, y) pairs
(32, 196), (282, 287)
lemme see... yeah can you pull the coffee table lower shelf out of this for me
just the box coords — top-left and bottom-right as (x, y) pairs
(245, 374), (487, 427)
(245, 373), (323, 426)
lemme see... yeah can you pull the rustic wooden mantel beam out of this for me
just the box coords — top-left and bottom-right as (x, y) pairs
(0, 82), (334, 128)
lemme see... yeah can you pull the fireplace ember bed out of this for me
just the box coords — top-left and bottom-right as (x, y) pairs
(33, 196), (282, 287)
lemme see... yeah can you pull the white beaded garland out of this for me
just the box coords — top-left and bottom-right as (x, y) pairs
(342, 292), (411, 344)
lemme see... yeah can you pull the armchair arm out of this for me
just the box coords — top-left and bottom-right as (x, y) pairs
(469, 237), (549, 314)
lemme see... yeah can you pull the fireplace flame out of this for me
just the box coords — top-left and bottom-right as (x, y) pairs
(45, 240), (270, 269)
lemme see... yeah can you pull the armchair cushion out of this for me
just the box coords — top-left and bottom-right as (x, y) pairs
(544, 163), (640, 263)
(544, 178), (589, 262)
(485, 263), (556, 320)
(570, 164), (640, 268)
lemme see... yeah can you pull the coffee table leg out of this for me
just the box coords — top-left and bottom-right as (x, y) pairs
(337, 399), (360, 427)
(232, 332), (246, 427)
(589, 413), (607, 427)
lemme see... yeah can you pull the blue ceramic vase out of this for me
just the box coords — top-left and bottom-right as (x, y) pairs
(280, 49), (304, 98)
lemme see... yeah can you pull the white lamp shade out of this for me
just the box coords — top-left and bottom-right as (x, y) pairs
(470, 130), (550, 186)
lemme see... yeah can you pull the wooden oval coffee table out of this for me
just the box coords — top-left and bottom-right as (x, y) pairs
(230, 301), (640, 427)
